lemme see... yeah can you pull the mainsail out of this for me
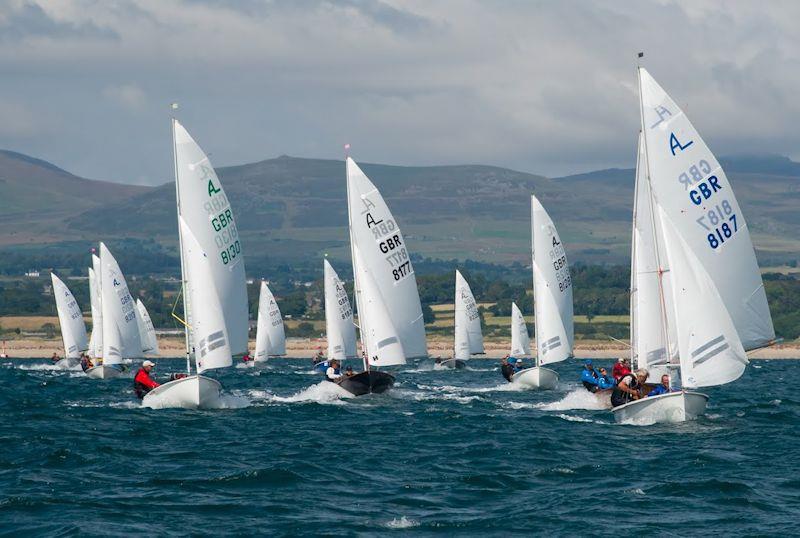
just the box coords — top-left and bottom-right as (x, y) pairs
(180, 217), (232, 373)
(638, 67), (774, 352)
(454, 270), (483, 360)
(254, 281), (286, 361)
(50, 273), (88, 359)
(510, 302), (531, 357)
(99, 242), (141, 364)
(173, 119), (248, 356)
(135, 299), (160, 354)
(346, 157), (427, 364)
(531, 195), (574, 366)
(324, 259), (357, 361)
(637, 67), (773, 387)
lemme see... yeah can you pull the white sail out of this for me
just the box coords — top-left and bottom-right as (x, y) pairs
(346, 157), (427, 359)
(630, 135), (678, 371)
(324, 259), (357, 361)
(99, 243), (141, 363)
(657, 207), (747, 388)
(454, 270), (483, 360)
(50, 273), (88, 359)
(638, 67), (774, 351)
(353, 244), (406, 366)
(531, 195), (573, 366)
(173, 119), (249, 356)
(88, 261), (103, 358)
(135, 299), (159, 355)
(510, 302), (531, 357)
(180, 217), (231, 373)
(254, 281), (286, 361)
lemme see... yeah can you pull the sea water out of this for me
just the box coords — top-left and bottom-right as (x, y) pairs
(1, 358), (798, 536)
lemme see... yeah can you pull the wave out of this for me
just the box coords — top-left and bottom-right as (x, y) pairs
(535, 389), (611, 411)
(269, 380), (352, 405)
(385, 516), (419, 529)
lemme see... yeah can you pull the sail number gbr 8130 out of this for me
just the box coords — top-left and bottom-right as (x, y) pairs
(206, 179), (241, 265)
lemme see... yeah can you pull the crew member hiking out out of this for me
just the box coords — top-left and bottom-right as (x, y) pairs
(580, 360), (600, 392)
(134, 360), (160, 399)
(611, 368), (648, 407)
(326, 359), (343, 382)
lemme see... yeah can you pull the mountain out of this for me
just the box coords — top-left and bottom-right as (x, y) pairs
(1, 151), (798, 268)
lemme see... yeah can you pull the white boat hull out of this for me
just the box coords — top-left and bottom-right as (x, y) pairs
(612, 391), (709, 424)
(141, 375), (223, 409)
(511, 366), (559, 390)
(84, 365), (124, 379)
(437, 358), (466, 369)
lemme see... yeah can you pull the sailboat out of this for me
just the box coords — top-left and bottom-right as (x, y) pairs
(87, 254), (103, 361)
(135, 299), (160, 355)
(443, 269), (483, 369)
(612, 65), (775, 424)
(253, 280), (286, 364)
(50, 272), (89, 369)
(85, 242), (141, 379)
(510, 195), (574, 390)
(142, 119), (248, 409)
(335, 156), (427, 396)
(323, 258), (357, 364)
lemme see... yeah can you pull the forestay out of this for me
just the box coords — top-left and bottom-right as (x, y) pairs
(100, 242), (141, 364)
(531, 195), (573, 366)
(346, 157), (427, 359)
(324, 259), (356, 361)
(88, 259), (103, 358)
(638, 67), (774, 351)
(454, 270), (483, 360)
(135, 299), (160, 354)
(254, 281), (286, 361)
(173, 120), (249, 356)
(510, 302), (531, 357)
(180, 217), (232, 373)
(50, 273), (89, 359)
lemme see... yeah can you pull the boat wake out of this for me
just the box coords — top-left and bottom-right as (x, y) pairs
(14, 362), (81, 372)
(392, 387), (481, 405)
(535, 388), (610, 411)
(385, 516), (419, 529)
(269, 381), (352, 405)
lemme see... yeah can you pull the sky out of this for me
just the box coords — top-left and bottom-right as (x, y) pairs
(0, 0), (798, 185)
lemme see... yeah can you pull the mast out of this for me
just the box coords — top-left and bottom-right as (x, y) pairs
(345, 154), (368, 372)
(629, 133), (641, 368)
(531, 196), (540, 368)
(636, 54), (675, 381)
(172, 116), (192, 375)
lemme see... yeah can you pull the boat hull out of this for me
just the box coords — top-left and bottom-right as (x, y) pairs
(511, 367), (559, 390)
(612, 391), (709, 424)
(85, 365), (124, 379)
(141, 375), (223, 409)
(336, 371), (395, 396)
(438, 359), (466, 369)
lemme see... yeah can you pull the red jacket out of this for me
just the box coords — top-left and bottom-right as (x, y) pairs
(612, 362), (631, 381)
(134, 368), (160, 389)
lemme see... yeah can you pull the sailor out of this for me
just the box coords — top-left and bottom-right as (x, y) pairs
(597, 367), (615, 390)
(51, 352), (61, 363)
(580, 359), (600, 392)
(242, 350), (254, 363)
(513, 358), (526, 372)
(134, 360), (160, 399)
(325, 359), (343, 382)
(611, 368), (648, 407)
(344, 365), (355, 377)
(80, 354), (93, 372)
(313, 348), (325, 364)
(500, 355), (515, 382)
(647, 374), (674, 397)
(612, 357), (631, 382)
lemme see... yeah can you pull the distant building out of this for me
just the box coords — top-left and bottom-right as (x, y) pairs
(24, 270), (40, 278)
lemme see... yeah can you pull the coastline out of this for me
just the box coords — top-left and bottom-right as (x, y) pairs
(3, 336), (798, 359)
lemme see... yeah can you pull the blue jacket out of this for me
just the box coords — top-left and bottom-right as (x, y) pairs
(597, 375), (615, 389)
(315, 360), (330, 373)
(580, 368), (599, 386)
(648, 384), (671, 397)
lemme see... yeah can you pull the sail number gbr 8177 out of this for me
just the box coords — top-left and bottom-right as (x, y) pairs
(366, 211), (412, 282)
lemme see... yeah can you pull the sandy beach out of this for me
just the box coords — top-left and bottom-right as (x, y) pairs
(3, 336), (798, 360)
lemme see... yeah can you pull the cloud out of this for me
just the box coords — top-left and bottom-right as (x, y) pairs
(102, 84), (147, 110)
(0, 0), (798, 184)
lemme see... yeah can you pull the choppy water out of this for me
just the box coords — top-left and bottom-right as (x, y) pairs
(1, 357), (799, 536)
